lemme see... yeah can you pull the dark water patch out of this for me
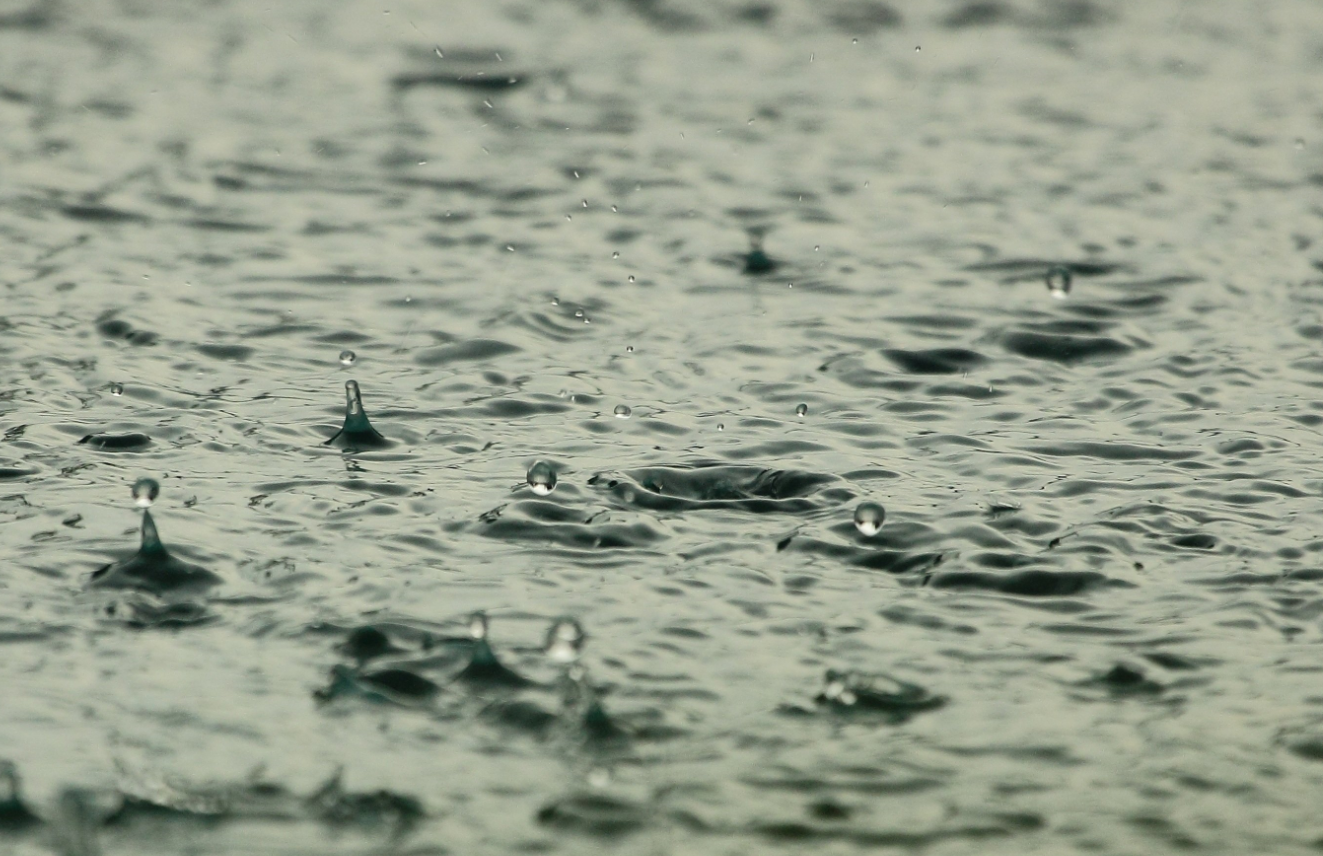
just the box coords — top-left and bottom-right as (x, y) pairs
(0, 466), (37, 480)
(1170, 533), (1217, 550)
(414, 338), (520, 366)
(1079, 663), (1166, 697)
(305, 769), (424, 835)
(480, 698), (558, 734)
(942, 1), (1014, 28)
(0, 762), (41, 832)
(314, 664), (440, 707)
(537, 792), (648, 836)
(89, 510), (223, 598)
(472, 395), (571, 419)
(967, 258), (1124, 279)
(808, 669), (947, 723)
(589, 464), (852, 515)
(928, 570), (1129, 596)
(479, 500), (665, 551)
(1025, 441), (1197, 462)
(95, 314), (158, 346)
(79, 433), (152, 451)
(823, 1), (902, 33)
(61, 204), (149, 223)
(195, 343), (255, 361)
(181, 218), (269, 232)
(882, 348), (987, 375)
(1001, 329), (1133, 363)
(391, 71), (526, 92)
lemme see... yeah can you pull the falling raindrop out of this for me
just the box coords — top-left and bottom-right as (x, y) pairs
(795, 403), (808, 417)
(612, 251), (619, 259)
(627, 275), (636, 283)
(527, 460), (557, 496)
(109, 382), (124, 396)
(338, 349), (357, 367)
(625, 345), (634, 353)
(468, 611), (489, 640)
(854, 502), (886, 537)
(1046, 265), (1072, 299)
(131, 477), (160, 509)
(613, 405), (632, 419)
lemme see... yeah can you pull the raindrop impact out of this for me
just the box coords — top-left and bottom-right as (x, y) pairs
(1046, 265), (1072, 299)
(527, 460), (558, 496)
(854, 501), (886, 537)
(325, 380), (392, 450)
(131, 477), (160, 508)
(544, 617), (585, 665)
(795, 403), (808, 418)
(339, 349), (357, 367)
(109, 382), (124, 396)
(613, 405), (632, 419)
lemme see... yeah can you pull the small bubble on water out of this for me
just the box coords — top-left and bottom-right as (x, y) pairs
(109, 382), (124, 396)
(853, 501), (886, 537)
(852, 38), (858, 44)
(544, 617), (585, 664)
(717, 423), (724, 431)
(527, 460), (557, 495)
(131, 477), (160, 509)
(468, 611), (489, 640)
(627, 275), (636, 283)
(613, 404), (632, 419)
(551, 296), (559, 305)
(574, 309), (584, 318)
(1045, 265), (1072, 299)
(612, 251), (619, 259)
(338, 349), (357, 367)
(796, 403), (808, 417)
(625, 345), (634, 353)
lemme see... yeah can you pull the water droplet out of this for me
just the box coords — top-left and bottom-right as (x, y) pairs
(814, 245), (820, 252)
(581, 199), (588, 208)
(627, 275), (636, 283)
(854, 502), (886, 537)
(574, 309), (584, 318)
(915, 45), (921, 51)
(131, 477), (160, 509)
(795, 403), (808, 417)
(625, 345), (634, 353)
(434, 46), (444, 58)
(613, 404), (632, 419)
(1295, 138), (1306, 150)
(611, 205), (618, 213)
(551, 296), (559, 305)
(468, 611), (489, 640)
(852, 38), (858, 44)
(717, 423), (724, 431)
(109, 382), (123, 396)
(612, 251), (619, 259)
(1045, 265), (1072, 299)
(338, 349), (357, 367)
(544, 617), (585, 664)
(527, 460), (557, 496)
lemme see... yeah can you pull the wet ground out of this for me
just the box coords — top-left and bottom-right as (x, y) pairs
(3, 0), (1323, 853)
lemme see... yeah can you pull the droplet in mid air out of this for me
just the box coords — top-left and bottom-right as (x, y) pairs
(109, 382), (124, 396)
(338, 349), (357, 367)
(853, 501), (886, 537)
(527, 460), (557, 496)
(1046, 265), (1072, 299)
(544, 617), (585, 665)
(324, 380), (393, 450)
(131, 477), (159, 508)
(795, 403), (808, 417)
(468, 610), (489, 640)
(613, 405), (631, 419)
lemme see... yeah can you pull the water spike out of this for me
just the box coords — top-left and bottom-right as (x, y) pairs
(742, 227), (778, 275)
(455, 613), (532, 688)
(139, 509), (166, 554)
(325, 380), (393, 450)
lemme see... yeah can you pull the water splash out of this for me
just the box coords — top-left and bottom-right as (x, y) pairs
(88, 480), (223, 597)
(455, 612), (533, 687)
(742, 228), (778, 275)
(131, 477), (159, 508)
(853, 501), (886, 537)
(324, 380), (393, 450)
(544, 617), (585, 665)
(1046, 265), (1072, 299)
(527, 460), (558, 496)
(338, 349), (357, 367)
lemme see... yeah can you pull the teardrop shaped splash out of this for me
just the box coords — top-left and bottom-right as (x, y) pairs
(325, 380), (393, 450)
(455, 612), (533, 688)
(88, 482), (222, 597)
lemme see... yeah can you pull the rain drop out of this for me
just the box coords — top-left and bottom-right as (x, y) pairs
(627, 275), (636, 283)
(795, 403), (808, 417)
(853, 501), (886, 537)
(338, 349), (357, 367)
(625, 345), (634, 353)
(544, 617), (585, 664)
(468, 611), (489, 640)
(574, 309), (584, 318)
(109, 382), (124, 396)
(612, 251), (619, 259)
(613, 404), (632, 419)
(527, 460), (557, 496)
(131, 477), (160, 509)
(1045, 265), (1072, 299)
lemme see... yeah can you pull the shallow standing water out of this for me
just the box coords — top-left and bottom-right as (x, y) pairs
(3, 0), (1323, 852)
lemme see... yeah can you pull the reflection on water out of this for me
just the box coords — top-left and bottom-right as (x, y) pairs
(3, 0), (1323, 852)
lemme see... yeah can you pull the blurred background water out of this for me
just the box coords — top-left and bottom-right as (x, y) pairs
(3, 0), (1323, 852)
